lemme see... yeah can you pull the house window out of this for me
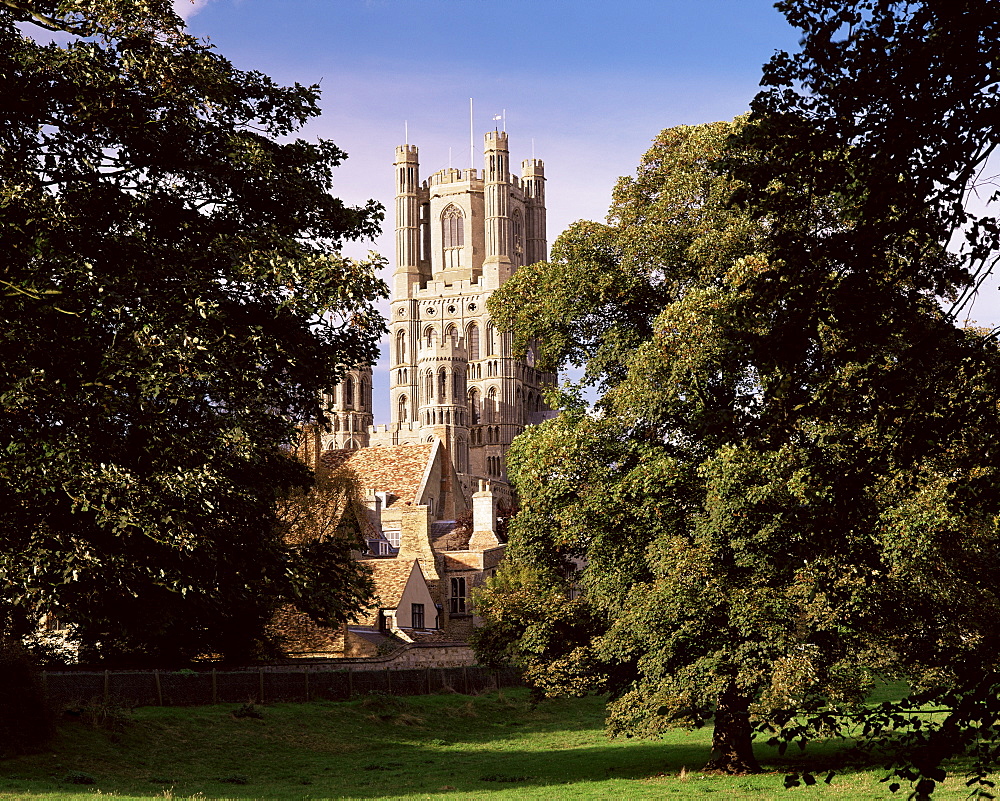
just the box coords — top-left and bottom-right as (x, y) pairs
(412, 603), (425, 629)
(384, 529), (400, 549)
(450, 577), (467, 614)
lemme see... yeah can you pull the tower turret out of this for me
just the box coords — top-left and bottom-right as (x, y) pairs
(416, 322), (470, 473)
(522, 158), (547, 266)
(394, 145), (428, 297)
(322, 365), (373, 450)
(483, 131), (513, 290)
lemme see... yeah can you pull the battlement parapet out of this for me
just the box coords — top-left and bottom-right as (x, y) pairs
(428, 168), (482, 187)
(484, 130), (509, 149)
(522, 158), (545, 175)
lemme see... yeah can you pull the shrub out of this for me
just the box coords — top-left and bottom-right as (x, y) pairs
(231, 702), (263, 720)
(64, 698), (133, 732)
(0, 638), (54, 756)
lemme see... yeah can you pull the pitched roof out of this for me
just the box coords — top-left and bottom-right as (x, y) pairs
(320, 443), (435, 508)
(354, 558), (423, 626)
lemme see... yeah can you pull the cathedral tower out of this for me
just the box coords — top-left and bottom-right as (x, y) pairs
(369, 131), (555, 504)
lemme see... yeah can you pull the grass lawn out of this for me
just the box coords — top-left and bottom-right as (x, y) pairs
(0, 687), (983, 800)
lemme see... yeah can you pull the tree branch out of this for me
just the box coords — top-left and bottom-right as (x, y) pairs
(0, 0), (93, 35)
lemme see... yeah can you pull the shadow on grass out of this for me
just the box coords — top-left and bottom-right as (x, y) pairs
(0, 691), (911, 800)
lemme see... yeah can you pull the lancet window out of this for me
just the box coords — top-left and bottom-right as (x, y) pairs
(395, 330), (407, 364)
(467, 322), (480, 361)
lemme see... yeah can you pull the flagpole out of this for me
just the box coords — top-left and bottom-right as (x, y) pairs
(469, 98), (474, 170)
(503, 108), (506, 133)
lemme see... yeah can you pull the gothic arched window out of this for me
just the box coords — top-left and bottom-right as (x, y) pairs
(424, 370), (434, 403)
(438, 367), (448, 402)
(360, 378), (369, 409)
(467, 322), (480, 361)
(486, 322), (496, 355)
(487, 386), (498, 424)
(442, 204), (465, 248)
(395, 329), (407, 364)
(345, 376), (355, 408)
(447, 324), (459, 348)
(452, 369), (462, 400)
(424, 326), (436, 350)
(469, 388), (481, 425)
(398, 394), (408, 423)
(512, 209), (524, 267)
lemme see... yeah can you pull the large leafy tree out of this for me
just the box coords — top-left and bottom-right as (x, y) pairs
(0, 1), (385, 664)
(479, 56), (1000, 782)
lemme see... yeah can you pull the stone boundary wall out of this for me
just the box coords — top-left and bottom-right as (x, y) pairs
(308, 643), (477, 670)
(41, 650), (519, 708)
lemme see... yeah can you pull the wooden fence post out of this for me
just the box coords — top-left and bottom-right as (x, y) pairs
(348, 669), (354, 698)
(386, 667), (391, 695)
(304, 670), (310, 702)
(154, 670), (163, 706)
(258, 668), (264, 703)
(103, 670), (110, 703)
(462, 666), (469, 695)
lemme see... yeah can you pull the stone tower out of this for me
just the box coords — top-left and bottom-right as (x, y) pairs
(368, 131), (556, 503)
(321, 365), (373, 450)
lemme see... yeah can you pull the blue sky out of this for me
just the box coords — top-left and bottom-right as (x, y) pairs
(176, 0), (1000, 421)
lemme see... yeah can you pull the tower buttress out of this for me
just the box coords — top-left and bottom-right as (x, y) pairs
(483, 131), (513, 290)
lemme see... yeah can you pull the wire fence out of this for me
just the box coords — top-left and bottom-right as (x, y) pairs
(41, 665), (521, 707)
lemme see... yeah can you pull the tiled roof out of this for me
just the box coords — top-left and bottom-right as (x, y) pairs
(354, 558), (419, 626)
(431, 520), (471, 551)
(320, 444), (434, 507)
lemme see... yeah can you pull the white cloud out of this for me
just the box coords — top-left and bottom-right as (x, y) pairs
(173, 0), (211, 21)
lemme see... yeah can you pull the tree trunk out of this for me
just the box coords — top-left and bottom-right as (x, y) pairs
(704, 685), (761, 774)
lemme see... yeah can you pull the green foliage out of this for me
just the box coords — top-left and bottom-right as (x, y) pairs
(0, 1), (386, 663)
(481, 63), (1000, 777)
